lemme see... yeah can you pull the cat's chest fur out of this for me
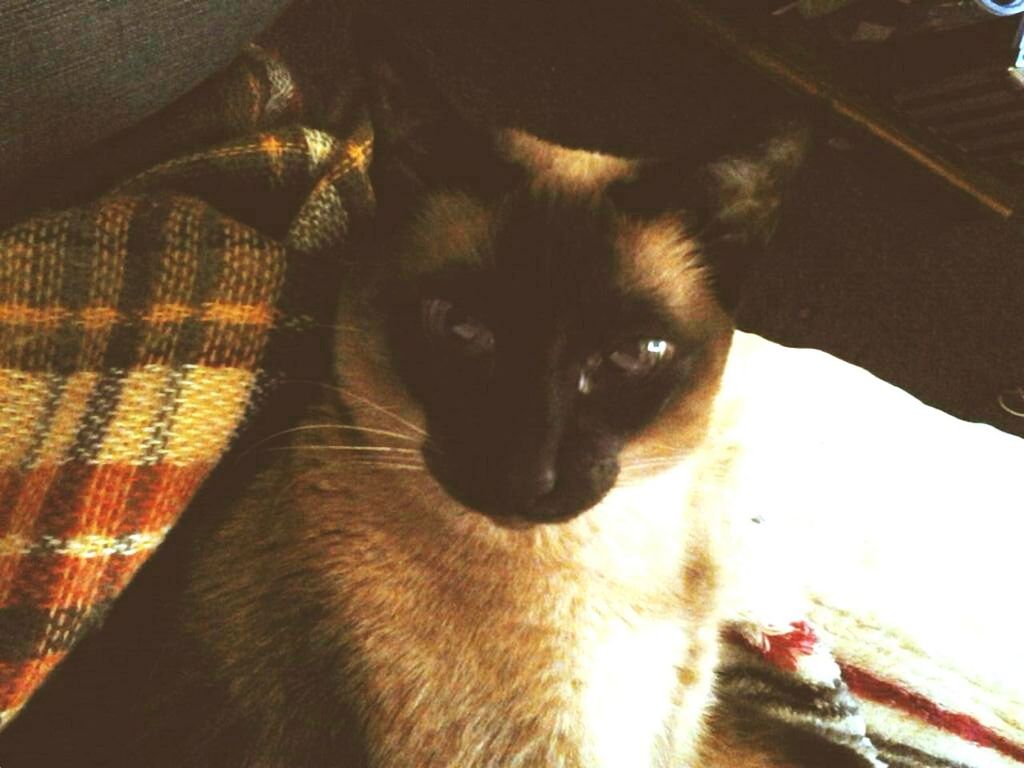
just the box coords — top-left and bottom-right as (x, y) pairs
(175, 109), (801, 765)
(222, 451), (726, 767)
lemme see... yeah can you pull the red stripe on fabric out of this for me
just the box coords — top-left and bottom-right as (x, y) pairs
(0, 465), (60, 606)
(6, 553), (103, 611)
(0, 461), (212, 539)
(28, 462), (99, 538)
(0, 653), (63, 710)
(726, 622), (820, 671)
(70, 464), (138, 538)
(1, 462), (212, 611)
(120, 462), (211, 535)
(99, 550), (164, 600)
(840, 663), (1024, 763)
(0, 465), (59, 533)
(48, 551), (153, 611)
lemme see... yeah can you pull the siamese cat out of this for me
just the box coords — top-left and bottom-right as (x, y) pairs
(0, 63), (804, 767)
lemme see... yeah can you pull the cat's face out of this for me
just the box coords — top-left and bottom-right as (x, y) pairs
(382, 190), (730, 523)
(334, 130), (799, 524)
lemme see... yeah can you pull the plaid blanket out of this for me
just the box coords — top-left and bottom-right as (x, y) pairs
(0, 12), (373, 726)
(0, 4), (1021, 766)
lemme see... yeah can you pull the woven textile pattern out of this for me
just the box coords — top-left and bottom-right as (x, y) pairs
(0, 40), (373, 728)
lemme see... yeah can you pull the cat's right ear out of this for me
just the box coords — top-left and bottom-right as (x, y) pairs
(608, 126), (807, 311)
(361, 31), (521, 221)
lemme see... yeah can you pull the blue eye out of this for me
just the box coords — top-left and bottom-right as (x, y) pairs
(578, 339), (675, 394)
(421, 298), (495, 356)
(608, 338), (674, 375)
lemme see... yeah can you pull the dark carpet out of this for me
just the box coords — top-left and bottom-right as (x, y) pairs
(741, 128), (1024, 439)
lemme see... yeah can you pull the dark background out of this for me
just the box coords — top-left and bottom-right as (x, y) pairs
(3, 0), (1022, 436)
(360, 0), (1024, 437)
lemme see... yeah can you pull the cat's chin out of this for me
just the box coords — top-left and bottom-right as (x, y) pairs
(419, 438), (618, 524)
(437, 477), (598, 526)
(481, 498), (597, 527)
(421, 456), (606, 528)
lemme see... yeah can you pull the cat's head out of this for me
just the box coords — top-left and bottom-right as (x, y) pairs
(334, 58), (803, 525)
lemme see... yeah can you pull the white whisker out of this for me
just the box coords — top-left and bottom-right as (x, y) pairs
(285, 423), (420, 443)
(334, 387), (428, 437)
(356, 464), (425, 471)
(233, 423), (421, 465)
(621, 458), (685, 470)
(261, 445), (420, 454)
(327, 323), (373, 334)
(281, 379), (427, 437)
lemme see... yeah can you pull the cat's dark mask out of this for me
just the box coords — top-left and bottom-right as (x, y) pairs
(341, 55), (804, 524)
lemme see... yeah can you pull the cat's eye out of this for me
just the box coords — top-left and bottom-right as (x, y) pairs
(579, 338), (675, 394)
(421, 298), (495, 356)
(608, 338), (674, 375)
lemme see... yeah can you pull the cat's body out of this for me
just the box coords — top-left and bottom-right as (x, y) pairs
(190, 414), (729, 767)
(170, 126), (796, 766)
(0, 67), (805, 765)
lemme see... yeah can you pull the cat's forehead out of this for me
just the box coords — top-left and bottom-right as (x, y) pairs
(613, 214), (712, 320)
(496, 129), (637, 193)
(401, 187), (712, 324)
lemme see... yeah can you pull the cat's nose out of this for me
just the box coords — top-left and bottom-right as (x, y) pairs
(506, 464), (557, 501)
(521, 467), (558, 500)
(528, 466), (557, 498)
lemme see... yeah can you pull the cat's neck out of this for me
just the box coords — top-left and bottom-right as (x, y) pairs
(184, 406), (732, 766)
(276, 442), (724, 765)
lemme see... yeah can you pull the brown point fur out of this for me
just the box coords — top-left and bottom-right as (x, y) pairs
(179, 130), (768, 766)
(614, 214), (735, 469)
(404, 190), (493, 275)
(185, 269), (738, 764)
(498, 128), (637, 196)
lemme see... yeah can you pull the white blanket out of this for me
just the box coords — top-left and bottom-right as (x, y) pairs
(716, 331), (1024, 767)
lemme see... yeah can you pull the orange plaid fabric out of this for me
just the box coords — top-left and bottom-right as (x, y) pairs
(0, 29), (373, 728)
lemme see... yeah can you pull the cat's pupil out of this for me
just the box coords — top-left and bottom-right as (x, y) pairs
(608, 338), (674, 375)
(422, 298), (494, 356)
(578, 339), (675, 394)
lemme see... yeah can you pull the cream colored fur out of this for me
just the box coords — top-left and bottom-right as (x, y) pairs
(182, 131), (779, 767)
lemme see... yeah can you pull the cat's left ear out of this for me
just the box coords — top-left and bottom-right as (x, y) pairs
(359, 26), (523, 225)
(609, 125), (808, 311)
